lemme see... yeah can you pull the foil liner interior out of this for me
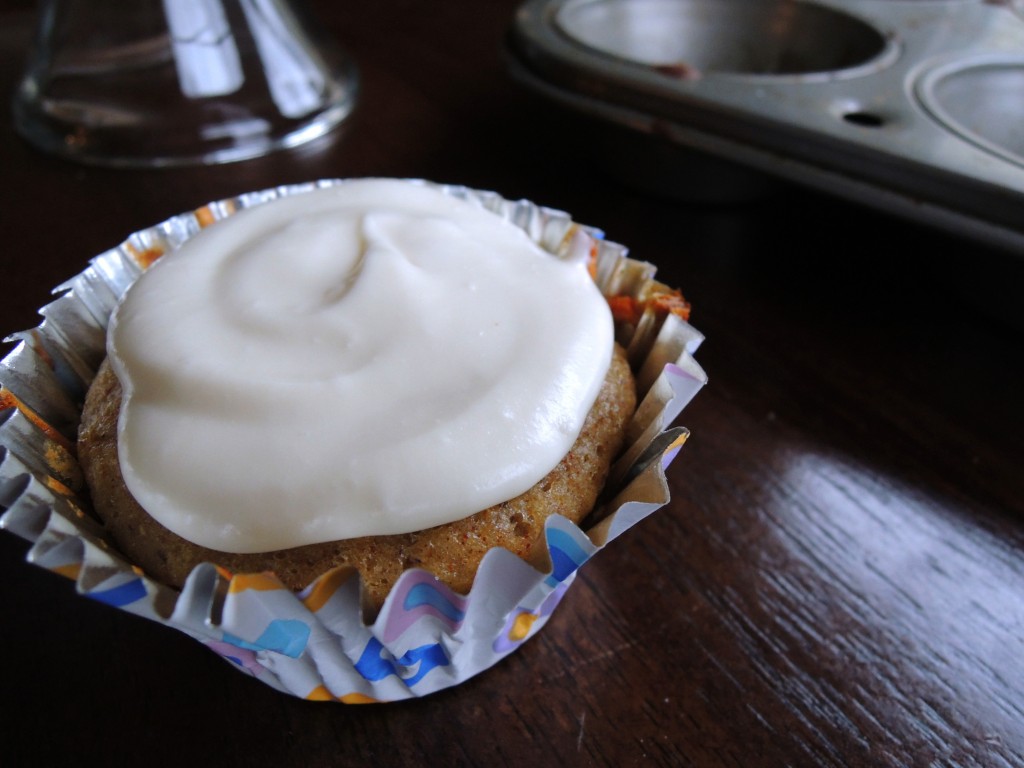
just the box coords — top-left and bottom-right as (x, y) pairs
(0, 180), (706, 702)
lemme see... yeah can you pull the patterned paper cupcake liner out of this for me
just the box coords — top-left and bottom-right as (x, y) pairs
(0, 180), (706, 702)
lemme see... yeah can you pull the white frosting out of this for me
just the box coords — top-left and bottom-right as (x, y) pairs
(108, 179), (614, 553)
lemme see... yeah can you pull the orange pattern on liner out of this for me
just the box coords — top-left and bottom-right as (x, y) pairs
(228, 572), (286, 594)
(194, 206), (216, 228)
(302, 568), (352, 612)
(214, 564), (234, 581)
(667, 432), (689, 452)
(0, 388), (74, 454)
(124, 242), (164, 269)
(510, 611), (538, 641)
(305, 686), (379, 704)
(50, 563), (82, 581)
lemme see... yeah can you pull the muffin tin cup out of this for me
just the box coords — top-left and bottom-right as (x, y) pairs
(0, 180), (706, 702)
(551, 0), (894, 78)
(508, 0), (1024, 253)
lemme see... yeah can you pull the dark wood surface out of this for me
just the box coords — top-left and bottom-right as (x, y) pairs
(2, 2), (1023, 766)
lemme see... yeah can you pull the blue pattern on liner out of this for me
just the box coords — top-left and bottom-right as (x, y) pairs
(544, 527), (591, 586)
(403, 582), (466, 622)
(223, 619), (311, 658)
(87, 578), (147, 607)
(355, 637), (450, 686)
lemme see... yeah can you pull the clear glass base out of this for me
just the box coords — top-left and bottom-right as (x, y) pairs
(13, 0), (358, 168)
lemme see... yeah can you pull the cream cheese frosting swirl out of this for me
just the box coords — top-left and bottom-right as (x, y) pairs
(108, 179), (614, 553)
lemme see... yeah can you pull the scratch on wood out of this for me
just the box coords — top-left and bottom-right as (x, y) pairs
(577, 712), (586, 752)
(545, 641), (638, 683)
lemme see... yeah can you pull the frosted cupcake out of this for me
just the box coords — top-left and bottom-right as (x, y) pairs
(0, 179), (706, 702)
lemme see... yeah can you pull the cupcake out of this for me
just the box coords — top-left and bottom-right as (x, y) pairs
(0, 179), (706, 702)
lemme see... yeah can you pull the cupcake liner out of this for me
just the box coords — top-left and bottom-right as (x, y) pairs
(0, 179), (706, 702)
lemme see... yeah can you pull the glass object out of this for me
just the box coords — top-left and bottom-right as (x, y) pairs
(12, 0), (358, 167)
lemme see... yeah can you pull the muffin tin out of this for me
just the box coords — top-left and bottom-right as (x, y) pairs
(507, 0), (1024, 254)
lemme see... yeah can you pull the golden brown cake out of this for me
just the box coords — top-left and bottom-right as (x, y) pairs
(78, 344), (635, 610)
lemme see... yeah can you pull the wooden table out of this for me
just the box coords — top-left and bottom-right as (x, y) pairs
(2, 2), (1022, 765)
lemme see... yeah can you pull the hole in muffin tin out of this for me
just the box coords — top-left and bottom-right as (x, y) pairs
(842, 111), (885, 128)
(555, 0), (890, 77)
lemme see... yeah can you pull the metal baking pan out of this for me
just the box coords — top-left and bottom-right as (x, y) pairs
(506, 0), (1024, 254)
